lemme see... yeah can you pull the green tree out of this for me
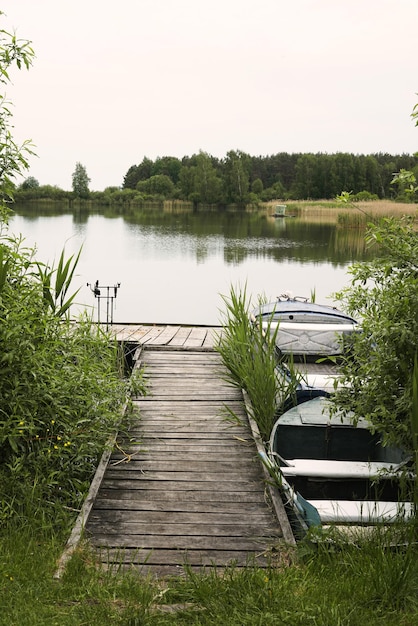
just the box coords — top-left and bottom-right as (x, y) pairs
(251, 177), (263, 195)
(0, 17), (34, 205)
(123, 157), (154, 189)
(223, 150), (250, 205)
(123, 163), (140, 189)
(261, 181), (285, 201)
(178, 164), (196, 199)
(153, 156), (182, 184)
(332, 215), (418, 453)
(293, 153), (317, 198)
(193, 151), (222, 204)
(19, 175), (39, 190)
(136, 173), (174, 197)
(71, 162), (90, 198)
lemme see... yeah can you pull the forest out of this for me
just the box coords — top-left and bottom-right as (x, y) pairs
(15, 150), (418, 206)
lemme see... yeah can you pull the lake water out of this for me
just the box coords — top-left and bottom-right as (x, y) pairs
(9, 206), (371, 326)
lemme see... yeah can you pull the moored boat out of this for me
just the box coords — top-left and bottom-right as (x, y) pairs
(252, 293), (357, 326)
(252, 293), (358, 402)
(252, 293), (358, 357)
(273, 204), (287, 217)
(266, 397), (414, 532)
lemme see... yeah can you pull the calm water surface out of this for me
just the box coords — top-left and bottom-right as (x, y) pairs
(9, 207), (372, 325)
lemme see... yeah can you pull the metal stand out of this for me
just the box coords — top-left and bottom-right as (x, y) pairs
(87, 280), (121, 328)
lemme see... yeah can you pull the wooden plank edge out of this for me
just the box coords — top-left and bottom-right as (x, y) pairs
(53, 399), (130, 579)
(241, 389), (296, 547)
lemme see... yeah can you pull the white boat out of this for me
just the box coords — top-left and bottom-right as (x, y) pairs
(252, 293), (358, 404)
(252, 294), (358, 357)
(265, 397), (414, 532)
(273, 204), (287, 218)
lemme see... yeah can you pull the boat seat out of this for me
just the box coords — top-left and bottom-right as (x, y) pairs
(282, 459), (400, 479)
(310, 499), (414, 524)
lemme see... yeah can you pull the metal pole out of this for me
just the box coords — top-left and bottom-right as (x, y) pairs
(88, 281), (121, 326)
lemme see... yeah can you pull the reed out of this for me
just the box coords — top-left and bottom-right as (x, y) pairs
(216, 285), (277, 440)
(216, 284), (301, 441)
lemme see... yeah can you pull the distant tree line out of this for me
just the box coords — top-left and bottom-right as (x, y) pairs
(14, 150), (418, 206)
(122, 150), (418, 204)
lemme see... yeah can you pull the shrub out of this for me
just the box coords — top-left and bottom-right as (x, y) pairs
(0, 227), (142, 520)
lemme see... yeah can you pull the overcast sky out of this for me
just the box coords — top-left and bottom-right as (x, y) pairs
(5, 0), (418, 191)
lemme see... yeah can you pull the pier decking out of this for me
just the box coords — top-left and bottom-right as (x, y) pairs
(110, 323), (222, 350)
(56, 326), (294, 578)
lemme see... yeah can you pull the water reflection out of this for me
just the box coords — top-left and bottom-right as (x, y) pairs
(9, 205), (375, 325)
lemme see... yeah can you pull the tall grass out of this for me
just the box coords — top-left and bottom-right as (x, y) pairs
(1, 523), (417, 625)
(216, 284), (300, 441)
(412, 352), (418, 509)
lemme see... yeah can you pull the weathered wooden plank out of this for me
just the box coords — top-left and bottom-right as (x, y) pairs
(144, 359), (226, 370)
(145, 326), (182, 345)
(143, 359), (221, 368)
(109, 455), (255, 468)
(128, 433), (251, 443)
(88, 510), (276, 525)
(92, 498), (269, 513)
(130, 413), (244, 422)
(134, 326), (169, 343)
(120, 424), (248, 436)
(123, 437), (253, 449)
(97, 488), (268, 504)
(87, 520), (280, 537)
(91, 534), (276, 551)
(166, 326), (193, 347)
(182, 327), (211, 347)
(145, 350), (221, 361)
(103, 469), (262, 482)
(142, 393), (238, 401)
(110, 325), (154, 342)
(143, 378), (231, 387)
(115, 429), (248, 441)
(143, 374), (230, 383)
(131, 414), (245, 423)
(131, 408), (245, 419)
(125, 411), (248, 424)
(100, 478), (265, 492)
(203, 327), (222, 348)
(90, 533), (277, 555)
(114, 423), (247, 435)
(111, 444), (254, 457)
(132, 399), (244, 408)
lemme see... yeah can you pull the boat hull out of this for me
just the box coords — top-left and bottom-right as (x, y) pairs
(268, 398), (413, 529)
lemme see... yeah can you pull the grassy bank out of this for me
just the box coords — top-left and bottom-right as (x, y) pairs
(1, 521), (417, 625)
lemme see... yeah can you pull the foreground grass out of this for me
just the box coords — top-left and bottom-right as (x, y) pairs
(1, 521), (417, 626)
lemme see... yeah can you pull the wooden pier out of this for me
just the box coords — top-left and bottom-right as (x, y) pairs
(109, 323), (223, 349)
(56, 326), (294, 578)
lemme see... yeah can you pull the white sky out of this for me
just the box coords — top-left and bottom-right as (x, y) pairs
(5, 0), (418, 191)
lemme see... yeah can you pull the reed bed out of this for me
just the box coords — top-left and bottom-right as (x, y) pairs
(279, 199), (418, 227)
(216, 284), (302, 441)
(216, 284), (279, 441)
